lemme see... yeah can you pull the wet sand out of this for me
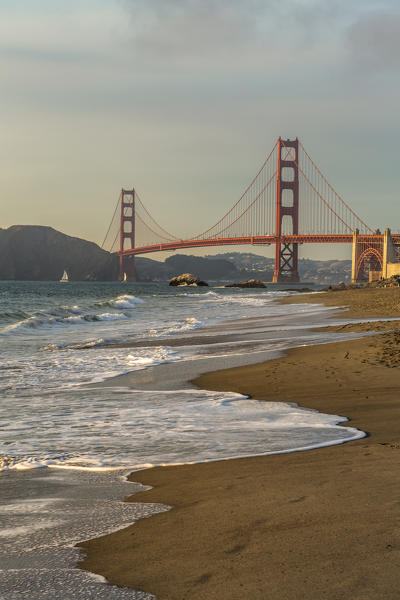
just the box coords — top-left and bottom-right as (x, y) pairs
(79, 288), (400, 600)
(281, 285), (400, 319)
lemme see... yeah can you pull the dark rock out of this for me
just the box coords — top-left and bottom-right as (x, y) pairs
(322, 282), (350, 291)
(374, 275), (400, 288)
(169, 273), (208, 287)
(225, 279), (266, 288)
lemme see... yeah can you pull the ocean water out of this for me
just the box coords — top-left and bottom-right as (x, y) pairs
(0, 281), (366, 599)
(0, 281), (364, 471)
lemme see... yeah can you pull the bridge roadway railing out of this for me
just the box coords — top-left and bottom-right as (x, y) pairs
(117, 234), (399, 257)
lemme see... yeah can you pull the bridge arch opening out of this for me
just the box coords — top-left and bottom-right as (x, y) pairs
(356, 247), (383, 281)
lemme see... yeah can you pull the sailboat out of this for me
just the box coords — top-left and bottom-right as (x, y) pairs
(60, 270), (69, 282)
(122, 272), (127, 283)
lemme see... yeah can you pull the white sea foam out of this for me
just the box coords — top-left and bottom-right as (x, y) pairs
(180, 290), (288, 307)
(3, 282), (364, 600)
(126, 347), (182, 368)
(63, 305), (82, 314)
(0, 468), (162, 599)
(0, 388), (365, 473)
(0, 345), (183, 393)
(67, 338), (107, 349)
(222, 295), (277, 306)
(0, 521), (67, 537)
(148, 317), (204, 337)
(180, 290), (220, 297)
(1, 310), (129, 334)
(0, 286), (367, 477)
(2, 315), (54, 332)
(0, 294), (144, 337)
(96, 312), (128, 321)
(41, 338), (107, 351)
(108, 294), (145, 309)
(0, 498), (59, 514)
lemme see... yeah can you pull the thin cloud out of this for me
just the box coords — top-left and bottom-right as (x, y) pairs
(347, 12), (400, 71)
(125, 0), (271, 59)
(122, 0), (394, 67)
(124, 0), (338, 61)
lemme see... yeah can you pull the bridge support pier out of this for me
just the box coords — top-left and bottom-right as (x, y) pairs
(119, 188), (136, 282)
(272, 138), (300, 283)
(352, 228), (385, 282)
(351, 229), (359, 283)
(382, 228), (396, 279)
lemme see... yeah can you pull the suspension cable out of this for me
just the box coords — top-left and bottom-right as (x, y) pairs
(135, 191), (180, 241)
(135, 209), (181, 242)
(281, 141), (352, 233)
(299, 142), (373, 233)
(101, 194), (120, 249)
(190, 140), (278, 240)
(210, 172), (277, 239)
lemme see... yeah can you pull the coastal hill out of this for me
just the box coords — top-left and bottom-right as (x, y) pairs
(0, 226), (242, 282)
(136, 254), (240, 282)
(0, 226), (352, 283)
(139, 253), (351, 284)
(206, 252), (351, 285)
(0, 225), (118, 281)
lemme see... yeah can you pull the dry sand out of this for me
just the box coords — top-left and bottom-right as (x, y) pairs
(78, 288), (400, 600)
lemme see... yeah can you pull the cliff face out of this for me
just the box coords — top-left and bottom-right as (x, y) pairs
(0, 226), (118, 281)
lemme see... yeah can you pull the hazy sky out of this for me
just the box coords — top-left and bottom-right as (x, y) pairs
(1, 0), (399, 260)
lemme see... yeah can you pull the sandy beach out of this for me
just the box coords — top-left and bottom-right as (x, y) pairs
(78, 288), (400, 600)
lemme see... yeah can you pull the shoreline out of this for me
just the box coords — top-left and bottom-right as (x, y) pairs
(78, 288), (400, 600)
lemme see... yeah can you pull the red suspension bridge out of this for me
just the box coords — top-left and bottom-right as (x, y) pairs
(102, 137), (399, 282)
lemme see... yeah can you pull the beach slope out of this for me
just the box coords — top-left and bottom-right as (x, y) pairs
(79, 290), (400, 600)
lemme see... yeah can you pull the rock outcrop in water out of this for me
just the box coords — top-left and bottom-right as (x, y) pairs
(0, 225), (118, 281)
(169, 273), (208, 287)
(225, 279), (266, 288)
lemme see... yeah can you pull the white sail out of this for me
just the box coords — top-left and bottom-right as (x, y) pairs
(60, 270), (69, 282)
(122, 272), (127, 282)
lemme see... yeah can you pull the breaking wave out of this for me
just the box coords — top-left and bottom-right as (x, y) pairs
(1, 311), (128, 334)
(97, 294), (145, 310)
(148, 317), (204, 337)
(0, 294), (145, 336)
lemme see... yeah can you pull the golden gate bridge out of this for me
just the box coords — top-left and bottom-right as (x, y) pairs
(101, 137), (400, 283)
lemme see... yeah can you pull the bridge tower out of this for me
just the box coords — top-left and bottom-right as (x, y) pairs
(272, 137), (300, 283)
(119, 188), (136, 281)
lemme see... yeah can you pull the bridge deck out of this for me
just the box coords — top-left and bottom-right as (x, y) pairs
(119, 234), (399, 257)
